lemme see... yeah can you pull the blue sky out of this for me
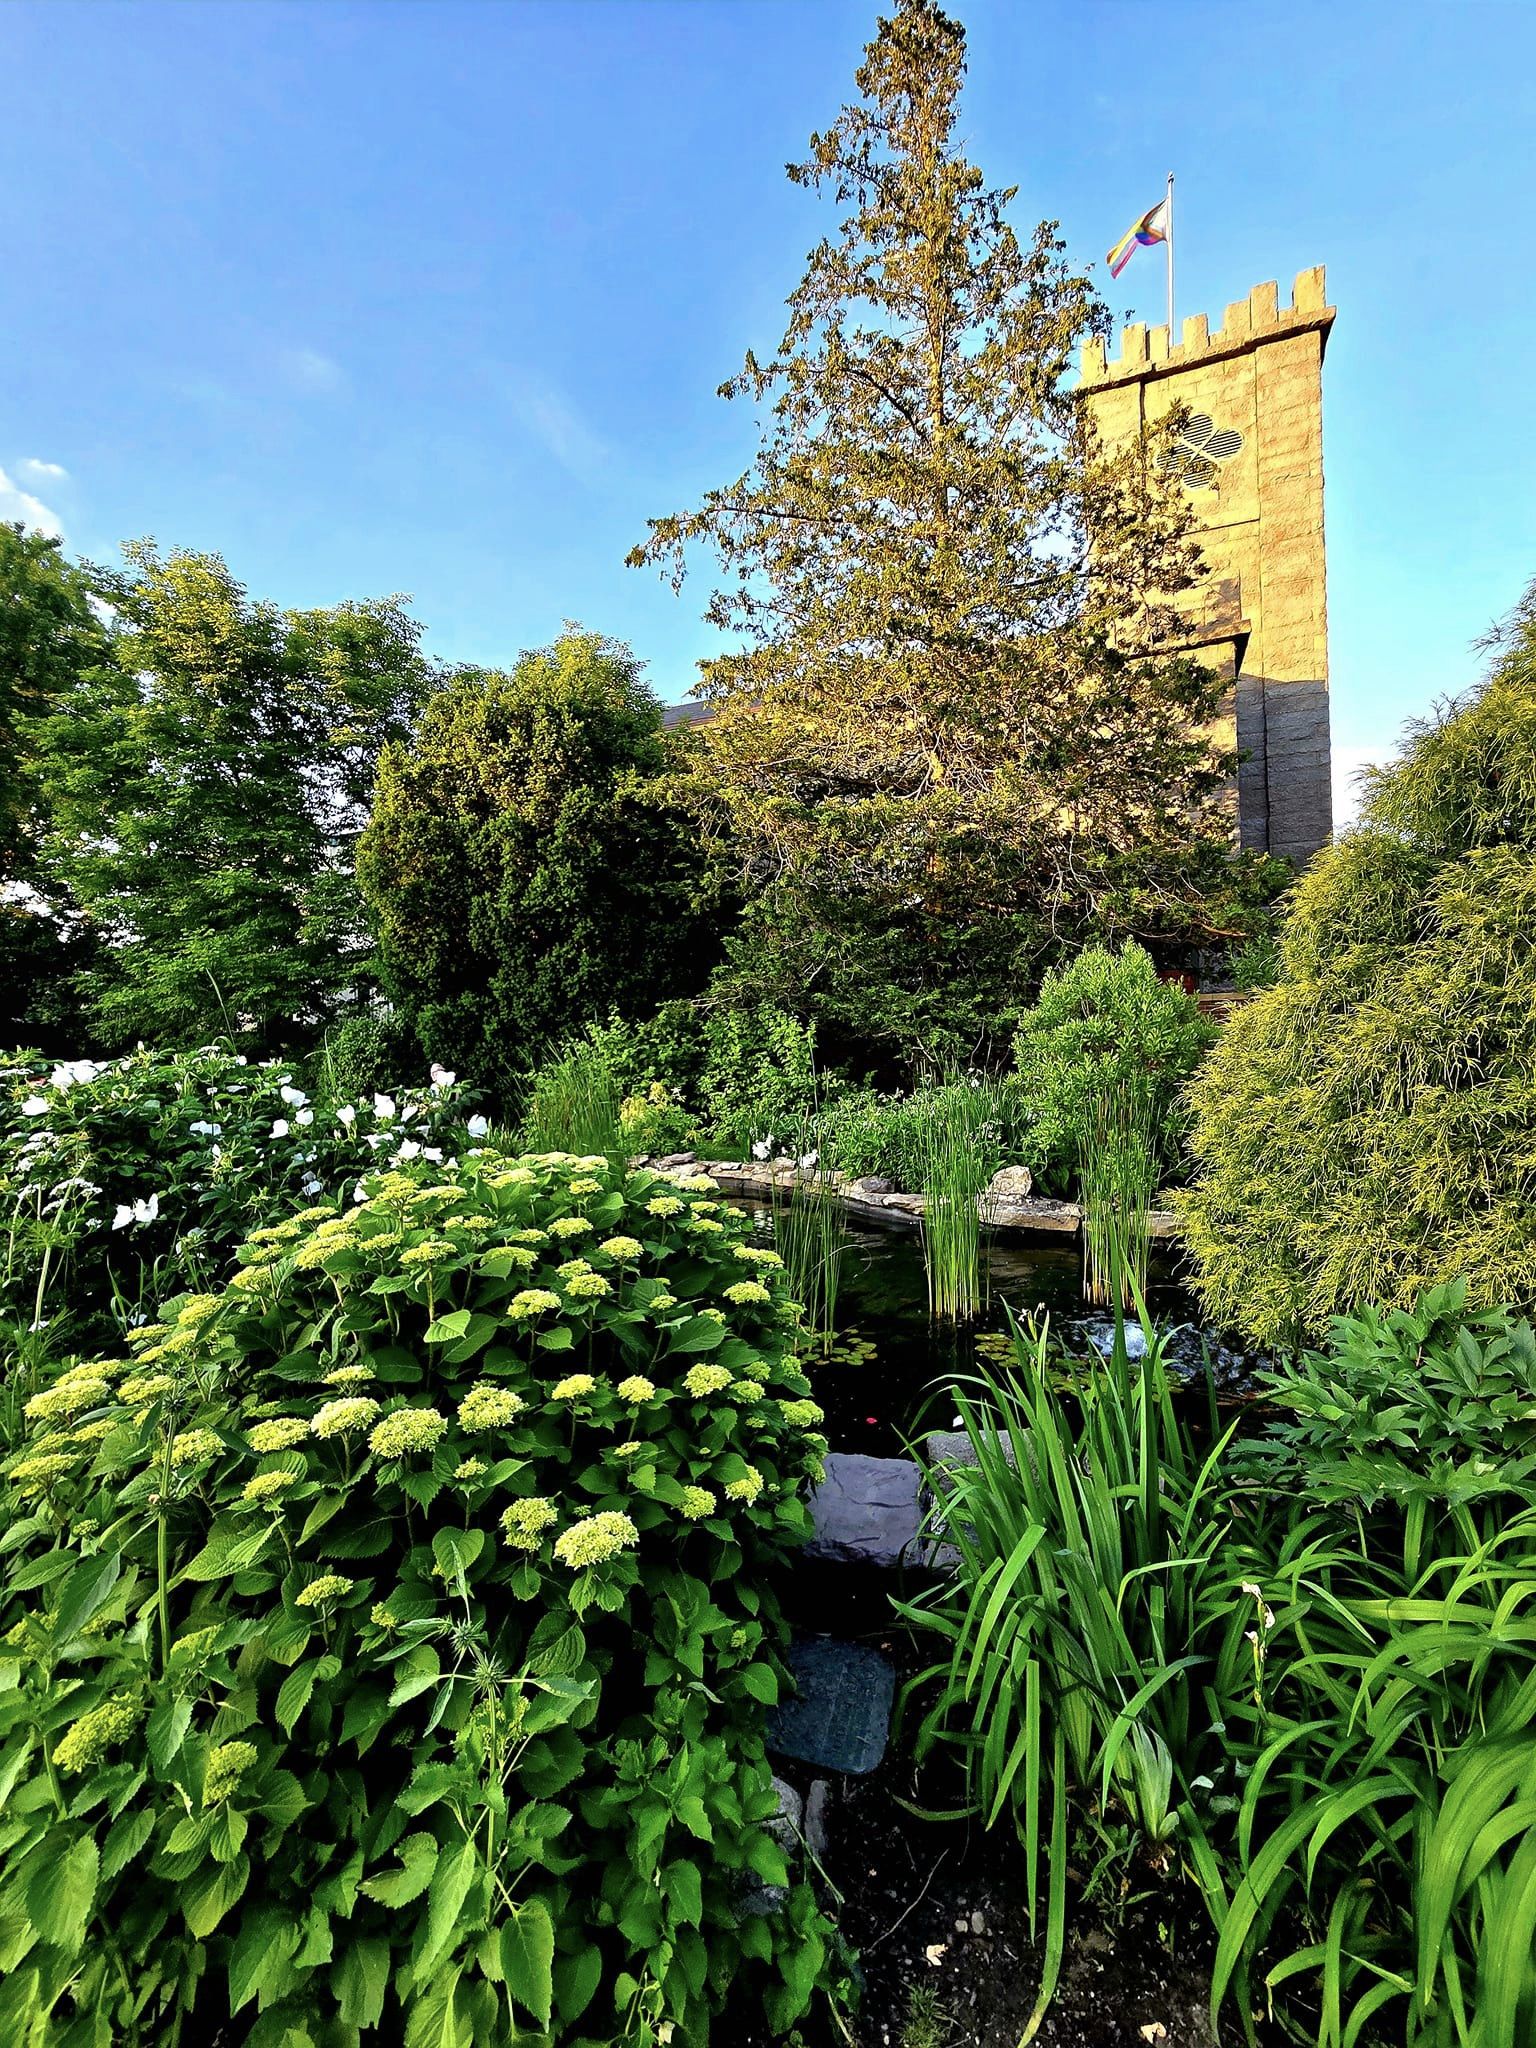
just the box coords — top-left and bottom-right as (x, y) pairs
(3, 0), (1533, 825)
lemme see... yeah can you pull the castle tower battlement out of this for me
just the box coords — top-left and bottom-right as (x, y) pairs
(1079, 267), (1336, 867)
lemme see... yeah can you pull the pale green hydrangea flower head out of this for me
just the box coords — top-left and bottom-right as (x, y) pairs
(368, 1407), (447, 1458)
(553, 1510), (639, 1569)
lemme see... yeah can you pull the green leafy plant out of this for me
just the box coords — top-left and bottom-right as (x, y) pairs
(1208, 1291), (1536, 2044)
(358, 632), (724, 1097)
(766, 1136), (850, 1359)
(26, 541), (430, 1055)
(0, 1151), (835, 2044)
(0, 1045), (479, 1363)
(617, 1081), (697, 1159)
(898, 1302), (1238, 2040)
(1181, 580), (1536, 1345)
(1010, 942), (1215, 1197)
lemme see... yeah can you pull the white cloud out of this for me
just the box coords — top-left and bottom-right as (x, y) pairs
(504, 370), (607, 482)
(18, 457), (67, 483)
(279, 347), (345, 394)
(0, 465), (64, 539)
(1332, 741), (1396, 834)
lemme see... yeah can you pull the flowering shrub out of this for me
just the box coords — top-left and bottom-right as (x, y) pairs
(0, 1043), (481, 1349)
(0, 1149), (833, 2044)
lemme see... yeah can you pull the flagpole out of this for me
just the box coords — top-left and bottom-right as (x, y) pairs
(1166, 171), (1175, 337)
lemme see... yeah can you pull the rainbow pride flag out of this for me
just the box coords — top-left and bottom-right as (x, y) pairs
(1107, 197), (1170, 279)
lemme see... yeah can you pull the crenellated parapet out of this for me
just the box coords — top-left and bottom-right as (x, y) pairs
(1079, 267), (1335, 390)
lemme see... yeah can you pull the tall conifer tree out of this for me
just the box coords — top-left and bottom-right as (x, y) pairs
(631, 0), (1280, 1061)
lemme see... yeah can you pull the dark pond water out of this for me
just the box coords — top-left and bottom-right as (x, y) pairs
(728, 1198), (1260, 1457)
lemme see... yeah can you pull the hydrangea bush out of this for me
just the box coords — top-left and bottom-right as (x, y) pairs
(0, 1150), (833, 2045)
(0, 1043), (483, 1357)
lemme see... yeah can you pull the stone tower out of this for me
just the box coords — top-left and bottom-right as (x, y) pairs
(1079, 268), (1335, 866)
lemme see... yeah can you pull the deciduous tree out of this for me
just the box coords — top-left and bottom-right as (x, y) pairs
(30, 541), (430, 1051)
(358, 631), (722, 1091)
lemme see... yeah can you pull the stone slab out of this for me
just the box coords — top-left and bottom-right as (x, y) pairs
(806, 1453), (923, 1568)
(768, 1638), (895, 1775)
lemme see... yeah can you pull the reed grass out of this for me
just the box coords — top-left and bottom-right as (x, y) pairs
(521, 1037), (622, 1158)
(910, 1080), (1000, 1321)
(1078, 1076), (1157, 1310)
(768, 1120), (849, 1356)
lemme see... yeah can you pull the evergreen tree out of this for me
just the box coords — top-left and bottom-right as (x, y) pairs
(630, 0), (1280, 1062)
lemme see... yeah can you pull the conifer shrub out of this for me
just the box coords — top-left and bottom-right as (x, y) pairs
(1181, 583), (1536, 1345)
(0, 1151), (832, 2044)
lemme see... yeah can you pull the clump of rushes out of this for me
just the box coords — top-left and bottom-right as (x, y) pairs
(767, 1112), (849, 1356)
(910, 1079), (1001, 1321)
(0, 1147), (833, 2045)
(1077, 1076), (1158, 1310)
(520, 1035), (623, 1159)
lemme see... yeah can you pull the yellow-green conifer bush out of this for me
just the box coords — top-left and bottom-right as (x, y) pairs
(0, 1151), (833, 2044)
(1181, 584), (1536, 1345)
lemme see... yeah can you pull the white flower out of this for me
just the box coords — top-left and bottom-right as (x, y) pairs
(211, 1145), (222, 1165)
(279, 1084), (308, 1107)
(395, 1140), (422, 1162)
(353, 1181), (367, 1203)
(402, 1102), (423, 1121)
(20, 1097), (49, 1117)
(188, 1120), (222, 1137)
(111, 1193), (160, 1231)
(50, 1059), (101, 1089)
(373, 1094), (396, 1122)
(302, 1177), (323, 1196)
(752, 1140), (771, 1160)
(296, 1107), (314, 1126)
(422, 1146), (443, 1164)
(337, 1105), (356, 1127)
(430, 1065), (456, 1090)
(467, 1114), (489, 1139)
(271, 1118), (290, 1138)
(364, 1132), (386, 1150)
(799, 1151), (819, 1172)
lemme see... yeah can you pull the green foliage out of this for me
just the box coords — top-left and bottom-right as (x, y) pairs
(1010, 943), (1215, 1194)
(522, 1038), (622, 1159)
(0, 1151), (834, 2044)
(581, 1000), (821, 1158)
(358, 633), (724, 1099)
(899, 1310), (1238, 2039)
(320, 1008), (424, 1106)
(909, 1082), (1001, 1320)
(1207, 1283), (1536, 2045)
(0, 1045), (476, 1368)
(1245, 1279), (1536, 1507)
(631, 2), (1278, 1071)
(618, 1081), (696, 1159)
(0, 523), (113, 887)
(1181, 584), (1536, 1345)
(27, 541), (430, 1054)
(906, 1279), (1536, 2045)
(0, 903), (97, 1058)
(1078, 1080), (1158, 1312)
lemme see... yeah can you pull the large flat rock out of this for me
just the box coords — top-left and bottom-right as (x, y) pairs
(768, 1637), (895, 1774)
(806, 1452), (923, 1568)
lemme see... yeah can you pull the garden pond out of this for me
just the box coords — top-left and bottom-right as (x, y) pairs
(727, 1197), (1263, 1460)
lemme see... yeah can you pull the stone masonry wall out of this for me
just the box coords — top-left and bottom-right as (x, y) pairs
(1079, 268), (1336, 867)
